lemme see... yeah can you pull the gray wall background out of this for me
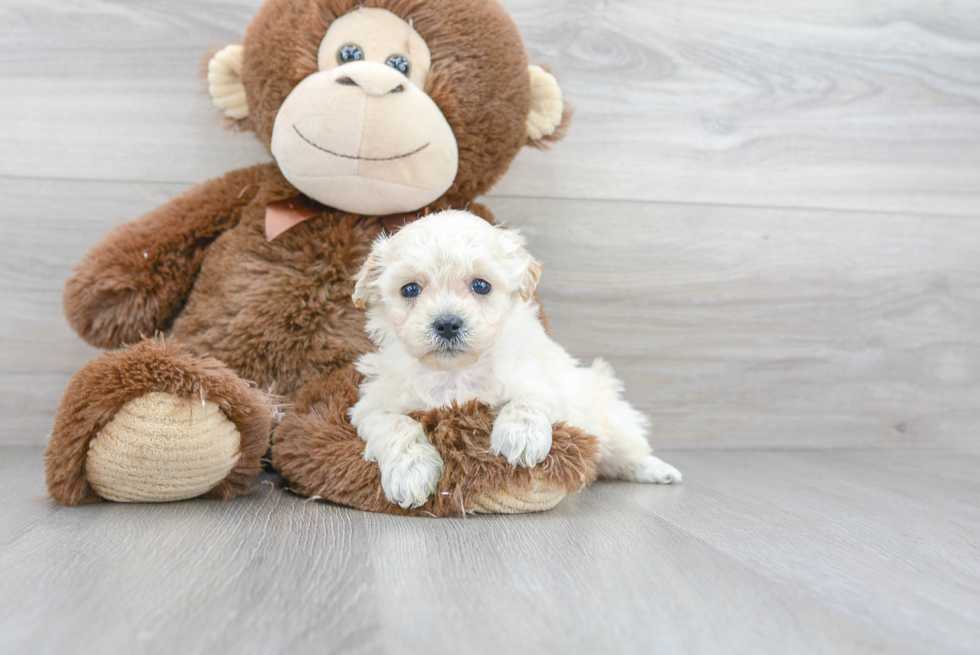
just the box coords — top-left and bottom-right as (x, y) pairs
(2, 0), (978, 448)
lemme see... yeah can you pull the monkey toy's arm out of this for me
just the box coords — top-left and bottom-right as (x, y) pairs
(63, 164), (271, 349)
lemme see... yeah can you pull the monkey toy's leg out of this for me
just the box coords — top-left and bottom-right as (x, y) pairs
(46, 165), (276, 505)
(44, 337), (271, 506)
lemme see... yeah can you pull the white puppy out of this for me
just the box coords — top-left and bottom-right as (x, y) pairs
(350, 210), (682, 508)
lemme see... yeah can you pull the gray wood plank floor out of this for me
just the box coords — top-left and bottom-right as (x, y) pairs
(2, 446), (978, 655)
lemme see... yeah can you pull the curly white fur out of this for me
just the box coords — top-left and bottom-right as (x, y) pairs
(350, 210), (681, 508)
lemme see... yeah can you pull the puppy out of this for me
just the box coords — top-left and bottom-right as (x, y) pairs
(350, 210), (682, 508)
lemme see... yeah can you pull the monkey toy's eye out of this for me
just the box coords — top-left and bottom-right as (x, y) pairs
(401, 282), (422, 298)
(385, 55), (410, 76)
(471, 279), (491, 295)
(338, 44), (364, 64)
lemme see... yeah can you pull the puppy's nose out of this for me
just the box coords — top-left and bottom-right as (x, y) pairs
(433, 316), (463, 341)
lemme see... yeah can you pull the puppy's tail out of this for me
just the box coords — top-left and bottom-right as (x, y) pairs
(589, 357), (626, 397)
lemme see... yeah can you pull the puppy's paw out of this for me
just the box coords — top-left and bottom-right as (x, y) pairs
(491, 409), (553, 468)
(627, 455), (683, 484)
(379, 441), (444, 508)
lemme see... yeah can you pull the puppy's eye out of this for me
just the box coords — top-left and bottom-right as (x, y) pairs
(471, 279), (491, 295)
(337, 44), (364, 64)
(401, 283), (421, 298)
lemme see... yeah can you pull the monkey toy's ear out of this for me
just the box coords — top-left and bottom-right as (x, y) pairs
(525, 65), (571, 148)
(207, 44), (250, 122)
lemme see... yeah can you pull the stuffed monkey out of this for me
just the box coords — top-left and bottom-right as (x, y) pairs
(45, 0), (598, 516)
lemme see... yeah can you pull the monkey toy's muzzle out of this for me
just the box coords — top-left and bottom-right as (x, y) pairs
(271, 62), (459, 215)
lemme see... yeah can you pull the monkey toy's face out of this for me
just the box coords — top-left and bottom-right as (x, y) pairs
(270, 9), (457, 215)
(207, 0), (567, 216)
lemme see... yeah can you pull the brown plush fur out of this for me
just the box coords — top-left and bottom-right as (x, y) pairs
(45, 337), (271, 506)
(50, 0), (578, 510)
(241, 0), (533, 200)
(63, 163), (497, 398)
(272, 367), (599, 516)
(63, 165), (267, 349)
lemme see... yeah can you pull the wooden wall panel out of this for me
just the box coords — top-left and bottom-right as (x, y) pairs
(1, 0), (979, 214)
(3, 178), (977, 447)
(1, 0), (978, 446)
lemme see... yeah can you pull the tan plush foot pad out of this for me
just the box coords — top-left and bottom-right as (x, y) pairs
(469, 471), (568, 514)
(45, 337), (272, 506)
(86, 392), (242, 502)
(272, 367), (601, 517)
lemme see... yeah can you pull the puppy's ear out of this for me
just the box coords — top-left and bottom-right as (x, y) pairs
(521, 258), (545, 302)
(352, 236), (389, 309)
(498, 228), (544, 302)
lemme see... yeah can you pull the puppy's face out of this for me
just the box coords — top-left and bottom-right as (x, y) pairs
(353, 210), (542, 370)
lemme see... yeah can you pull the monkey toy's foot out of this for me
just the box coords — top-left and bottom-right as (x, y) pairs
(45, 337), (271, 506)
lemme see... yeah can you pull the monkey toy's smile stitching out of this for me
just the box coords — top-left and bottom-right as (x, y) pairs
(293, 126), (430, 162)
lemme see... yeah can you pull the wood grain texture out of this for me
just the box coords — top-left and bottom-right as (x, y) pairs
(4, 175), (977, 447)
(1, 0), (979, 214)
(486, 196), (980, 448)
(2, 446), (979, 654)
(506, 0), (980, 214)
(3, 2), (979, 652)
(2, 1), (979, 447)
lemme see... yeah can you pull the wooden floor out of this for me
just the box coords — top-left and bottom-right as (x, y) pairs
(3, 446), (979, 654)
(2, 0), (979, 653)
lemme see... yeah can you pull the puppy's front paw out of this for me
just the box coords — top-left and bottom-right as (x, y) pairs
(491, 410), (553, 468)
(627, 455), (683, 484)
(379, 441), (444, 508)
